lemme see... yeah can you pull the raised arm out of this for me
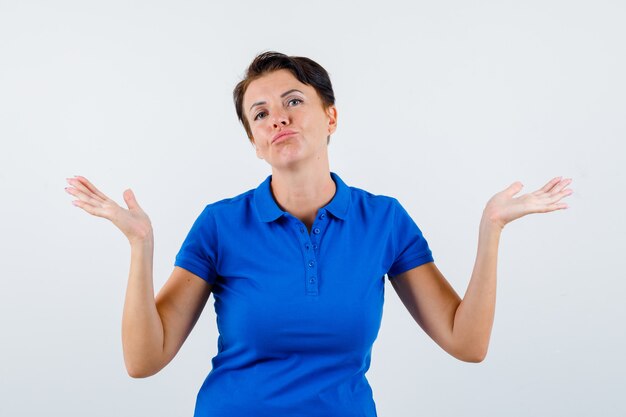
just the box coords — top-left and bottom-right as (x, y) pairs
(390, 177), (573, 362)
(66, 176), (212, 377)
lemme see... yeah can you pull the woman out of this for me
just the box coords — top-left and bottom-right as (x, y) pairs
(65, 51), (573, 416)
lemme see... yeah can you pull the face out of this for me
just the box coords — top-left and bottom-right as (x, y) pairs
(243, 69), (337, 170)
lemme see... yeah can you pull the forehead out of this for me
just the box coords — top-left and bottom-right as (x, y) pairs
(243, 69), (315, 108)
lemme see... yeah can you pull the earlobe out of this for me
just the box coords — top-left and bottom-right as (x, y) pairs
(326, 106), (338, 134)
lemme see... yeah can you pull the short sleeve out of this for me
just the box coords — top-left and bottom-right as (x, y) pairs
(174, 205), (218, 284)
(387, 198), (434, 278)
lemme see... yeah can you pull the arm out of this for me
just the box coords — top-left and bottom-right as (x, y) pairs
(64, 175), (212, 378)
(390, 176), (573, 362)
(122, 240), (213, 378)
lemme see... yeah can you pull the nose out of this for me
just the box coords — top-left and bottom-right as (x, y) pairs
(271, 109), (289, 128)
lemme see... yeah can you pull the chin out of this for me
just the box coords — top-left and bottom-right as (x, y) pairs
(270, 148), (306, 164)
(269, 160), (303, 171)
(268, 154), (309, 170)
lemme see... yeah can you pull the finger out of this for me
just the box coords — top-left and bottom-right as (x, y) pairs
(70, 176), (109, 202)
(65, 184), (105, 207)
(70, 198), (110, 218)
(123, 189), (143, 211)
(526, 198), (568, 214)
(545, 187), (574, 204)
(549, 178), (573, 196)
(66, 177), (105, 203)
(504, 181), (524, 197)
(72, 176), (109, 201)
(538, 176), (563, 193)
(540, 202), (569, 213)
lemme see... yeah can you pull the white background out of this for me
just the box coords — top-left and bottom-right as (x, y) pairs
(1, 0), (624, 416)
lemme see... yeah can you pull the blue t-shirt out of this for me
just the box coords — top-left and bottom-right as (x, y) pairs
(174, 172), (434, 417)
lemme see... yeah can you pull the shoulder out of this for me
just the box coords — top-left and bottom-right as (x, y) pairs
(198, 187), (256, 216)
(206, 188), (254, 209)
(341, 178), (419, 229)
(347, 183), (400, 213)
(182, 188), (257, 232)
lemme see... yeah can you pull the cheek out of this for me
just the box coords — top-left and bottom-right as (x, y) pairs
(250, 122), (268, 139)
(309, 114), (329, 134)
(297, 110), (318, 129)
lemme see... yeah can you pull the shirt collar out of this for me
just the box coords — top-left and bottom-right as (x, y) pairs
(325, 172), (351, 220)
(253, 171), (351, 223)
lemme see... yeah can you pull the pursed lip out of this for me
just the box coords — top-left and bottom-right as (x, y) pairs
(272, 130), (297, 143)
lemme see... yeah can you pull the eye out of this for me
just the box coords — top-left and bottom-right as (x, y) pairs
(287, 98), (303, 106)
(254, 111), (267, 121)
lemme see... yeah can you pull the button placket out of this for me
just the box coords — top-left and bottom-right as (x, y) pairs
(310, 212), (327, 254)
(305, 211), (329, 294)
(292, 218), (319, 296)
(306, 254), (318, 294)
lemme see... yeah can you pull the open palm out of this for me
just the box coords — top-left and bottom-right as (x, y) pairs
(65, 176), (153, 244)
(484, 177), (573, 230)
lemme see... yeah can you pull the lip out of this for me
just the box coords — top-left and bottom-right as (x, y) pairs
(272, 130), (297, 144)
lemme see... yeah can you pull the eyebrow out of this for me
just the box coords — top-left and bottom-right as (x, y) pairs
(249, 89), (304, 112)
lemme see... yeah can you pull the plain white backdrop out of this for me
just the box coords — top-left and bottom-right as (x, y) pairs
(1, 0), (624, 416)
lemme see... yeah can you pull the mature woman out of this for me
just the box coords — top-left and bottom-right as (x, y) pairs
(65, 51), (573, 416)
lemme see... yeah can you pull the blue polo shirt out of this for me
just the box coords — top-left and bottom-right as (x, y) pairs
(174, 172), (434, 417)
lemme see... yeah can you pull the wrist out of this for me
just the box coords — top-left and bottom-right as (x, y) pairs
(129, 232), (154, 248)
(480, 210), (505, 234)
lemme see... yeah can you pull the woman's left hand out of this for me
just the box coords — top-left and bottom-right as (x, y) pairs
(483, 177), (573, 230)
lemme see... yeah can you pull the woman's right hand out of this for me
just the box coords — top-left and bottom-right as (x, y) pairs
(65, 176), (153, 244)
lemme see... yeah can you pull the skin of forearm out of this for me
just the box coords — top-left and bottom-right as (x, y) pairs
(451, 214), (502, 362)
(121, 235), (165, 377)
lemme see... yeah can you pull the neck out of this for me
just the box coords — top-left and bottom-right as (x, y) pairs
(269, 160), (336, 229)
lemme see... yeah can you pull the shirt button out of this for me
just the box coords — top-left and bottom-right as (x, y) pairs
(308, 260), (315, 267)
(299, 227), (305, 233)
(313, 228), (320, 234)
(313, 244), (318, 249)
(309, 277), (316, 283)
(320, 213), (326, 219)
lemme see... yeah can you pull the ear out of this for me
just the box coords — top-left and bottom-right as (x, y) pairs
(325, 105), (338, 135)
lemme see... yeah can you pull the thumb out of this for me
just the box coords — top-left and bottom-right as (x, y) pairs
(123, 188), (141, 210)
(505, 181), (524, 197)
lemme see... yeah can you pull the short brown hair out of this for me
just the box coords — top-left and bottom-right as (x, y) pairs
(233, 51), (336, 143)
